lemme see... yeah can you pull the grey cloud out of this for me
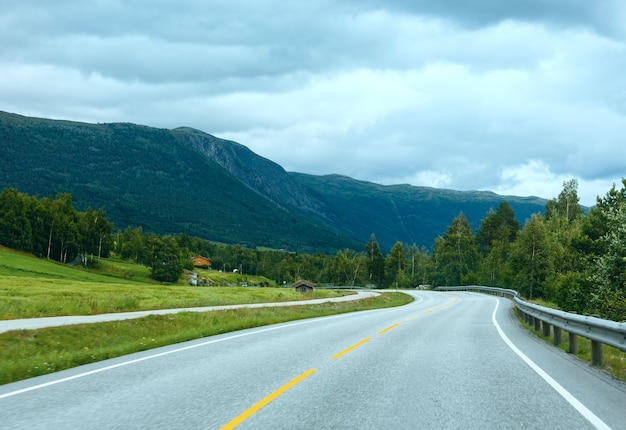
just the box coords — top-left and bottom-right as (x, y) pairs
(357, 0), (624, 35)
(1, 0), (624, 206)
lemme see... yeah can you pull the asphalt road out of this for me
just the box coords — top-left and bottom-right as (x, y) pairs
(1, 291), (625, 429)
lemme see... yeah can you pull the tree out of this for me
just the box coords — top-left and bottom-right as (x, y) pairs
(574, 179), (626, 261)
(385, 241), (407, 287)
(40, 194), (79, 263)
(332, 249), (366, 286)
(79, 207), (113, 265)
(588, 196), (626, 320)
(478, 239), (508, 287)
(569, 179), (626, 318)
(0, 188), (33, 251)
(119, 226), (145, 263)
(508, 215), (552, 299)
(410, 245), (434, 287)
(475, 202), (521, 287)
(147, 236), (183, 283)
(365, 234), (385, 288)
(475, 202), (520, 253)
(545, 179), (584, 223)
(433, 212), (479, 286)
(543, 179), (585, 277)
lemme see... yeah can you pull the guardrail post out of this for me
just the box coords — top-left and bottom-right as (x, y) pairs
(553, 326), (562, 346)
(542, 321), (551, 337)
(534, 317), (541, 332)
(569, 332), (578, 355)
(591, 341), (603, 366)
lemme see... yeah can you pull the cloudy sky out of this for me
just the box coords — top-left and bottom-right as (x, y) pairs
(2, 0), (625, 206)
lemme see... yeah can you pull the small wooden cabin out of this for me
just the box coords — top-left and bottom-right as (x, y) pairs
(191, 255), (211, 268)
(294, 280), (316, 293)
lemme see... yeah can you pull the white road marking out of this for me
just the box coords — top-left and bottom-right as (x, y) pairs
(0, 317), (333, 400)
(491, 298), (611, 430)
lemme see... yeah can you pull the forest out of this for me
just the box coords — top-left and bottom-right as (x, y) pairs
(0, 179), (624, 321)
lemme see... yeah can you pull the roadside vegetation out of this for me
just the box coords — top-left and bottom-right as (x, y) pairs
(0, 293), (411, 385)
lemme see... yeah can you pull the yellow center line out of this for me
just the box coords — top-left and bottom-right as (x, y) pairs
(222, 295), (462, 429)
(377, 323), (400, 335)
(220, 368), (317, 430)
(331, 337), (372, 359)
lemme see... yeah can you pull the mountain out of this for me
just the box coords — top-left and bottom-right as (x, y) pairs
(288, 173), (546, 250)
(0, 111), (547, 252)
(0, 111), (358, 253)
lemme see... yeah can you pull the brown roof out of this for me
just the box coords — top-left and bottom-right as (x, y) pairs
(293, 280), (316, 288)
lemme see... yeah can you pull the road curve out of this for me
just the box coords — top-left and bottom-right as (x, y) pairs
(0, 290), (379, 333)
(1, 291), (625, 429)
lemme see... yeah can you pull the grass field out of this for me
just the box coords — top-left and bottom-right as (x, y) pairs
(0, 247), (344, 319)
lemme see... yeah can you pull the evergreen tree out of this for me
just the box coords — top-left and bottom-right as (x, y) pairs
(433, 212), (479, 286)
(476, 201), (520, 253)
(475, 201), (520, 287)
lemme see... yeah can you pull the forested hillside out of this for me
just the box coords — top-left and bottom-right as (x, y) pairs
(0, 111), (360, 253)
(290, 173), (546, 250)
(0, 111), (550, 252)
(1, 180), (624, 321)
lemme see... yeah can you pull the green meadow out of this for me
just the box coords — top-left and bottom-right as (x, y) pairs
(0, 247), (346, 320)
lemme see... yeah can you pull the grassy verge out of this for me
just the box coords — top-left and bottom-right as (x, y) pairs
(0, 292), (412, 385)
(516, 310), (626, 382)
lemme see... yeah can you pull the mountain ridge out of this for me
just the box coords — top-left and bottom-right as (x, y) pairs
(0, 110), (546, 252)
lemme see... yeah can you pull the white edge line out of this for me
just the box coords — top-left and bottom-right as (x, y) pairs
(491, 298), (611, 430)
(0, 317), (325, 400)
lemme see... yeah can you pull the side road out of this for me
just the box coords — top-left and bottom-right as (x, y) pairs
(0, 290), (379, 334)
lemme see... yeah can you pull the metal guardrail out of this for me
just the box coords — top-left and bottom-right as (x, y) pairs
(434, 285), (626, 366)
